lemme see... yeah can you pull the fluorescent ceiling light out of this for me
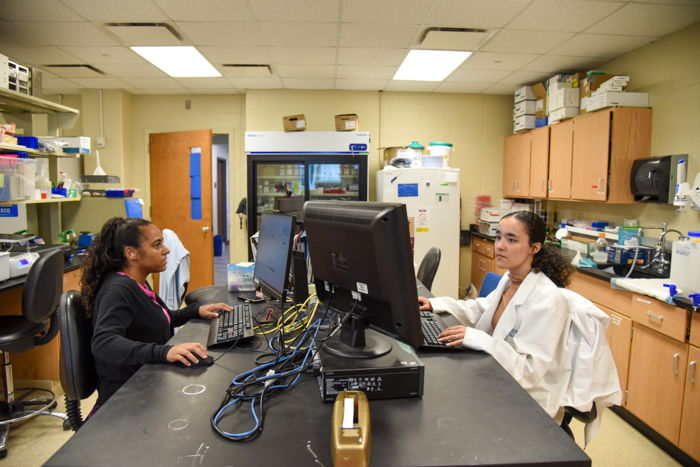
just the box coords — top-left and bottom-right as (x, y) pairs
(393, 50), (471, 81)
(131, 46), (221, 78)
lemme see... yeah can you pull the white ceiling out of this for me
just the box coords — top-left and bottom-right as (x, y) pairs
(1, 0), (699, 96)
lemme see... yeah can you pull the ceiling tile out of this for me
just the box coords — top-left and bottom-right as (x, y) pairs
(58, 47), (147, 64)
(335, 79), (388, 90)
(427, 0), (531, 28)
(133, 88), (193, 94)
(175, 77), (235, 88)
(482, 83), (521, 94)
(176, 22), (265, 46)
(60, 0), (169, 22)
(282, 78), (335, 89)
(269, 47), (337, 65)
(520, 55), (606, 73)
(447, 69), (512, 83)
(185, 88), (242, 94)
(152, 0), (252, 21)
(43, 66), (105, 78)
(338, 48), (406, 66)
(585, 4), (700, 37)
(0, 46), (85, 65)
(97, 64), (168, 78)
(276, 64), (336, 79)
(0, 0), (85, 21)
(259, 23), (339, 47)
(498, 71), (552, 85)
(340, 23), (419, 48)
(122, 78), (187, 89)
(250, 0), (339, 22)
(198, 46), (271, 64)
(13, 22), (120, 47)
(384, 80), (440, 92)
(0, 20), (49, 46)
(342, 0), (434, 24)
(479, 30), (575, 54)
(548, 34), (655, 59)
(459, 52), (540, 71)
(434, 82), (491, 93)
(336, 65), (396, 80)
(36, 69), (60, 79)
(41, 78), (85, 90)
(227, 77), (283, 89)
(69, 77), (137, 89)
(507, 0), (624, 32)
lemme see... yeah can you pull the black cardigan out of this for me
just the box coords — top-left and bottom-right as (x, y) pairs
(91, 272), (201, 405)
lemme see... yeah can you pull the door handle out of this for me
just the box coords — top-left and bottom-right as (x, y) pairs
(515, 180), (519, 192)
(598, 177), (604, 194)
(673, 353), (680, 375)
(647, 311), (664, 320)
(201, 226), (210, 233)
(541, 179), (544, 192)
(511, 180), (515, 191)
(689, 361), (697, 384)
(548, 179), (552, 192)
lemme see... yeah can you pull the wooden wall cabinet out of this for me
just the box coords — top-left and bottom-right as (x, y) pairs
(528, 127), (550, 198)
(547, 119), (574, 199)
(502, 131), (531, 197)
(470, 237), (507, 294)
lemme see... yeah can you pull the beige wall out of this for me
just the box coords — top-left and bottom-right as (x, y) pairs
(551, 22), (700, 237)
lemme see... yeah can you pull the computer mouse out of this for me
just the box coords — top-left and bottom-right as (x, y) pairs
(178, 355), (214, 367)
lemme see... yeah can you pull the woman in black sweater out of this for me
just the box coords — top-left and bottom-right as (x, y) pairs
(81, 217), (232, 408)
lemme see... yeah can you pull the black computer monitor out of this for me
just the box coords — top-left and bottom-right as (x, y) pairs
(303, 201), (423, 358)
(254, 212), (296, 304)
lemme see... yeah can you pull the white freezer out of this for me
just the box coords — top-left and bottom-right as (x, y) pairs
(376, 167), (460, 299)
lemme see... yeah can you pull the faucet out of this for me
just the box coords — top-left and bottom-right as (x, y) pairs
(641, 223), (686, 271)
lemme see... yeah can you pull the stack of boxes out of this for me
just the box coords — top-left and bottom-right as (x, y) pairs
(513, 86), (536, 133)
(547, 74), (580, 124)
(586, 75), (648, 112)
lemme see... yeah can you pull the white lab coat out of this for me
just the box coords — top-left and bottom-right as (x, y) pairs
(159, 229), (190, 310)
(429, 271), (572, 419)
(560, 289), (622, 446)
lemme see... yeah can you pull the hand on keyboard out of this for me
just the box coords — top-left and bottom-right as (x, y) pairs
(438, 325), (467, 347)
(199, 302), (233, 319)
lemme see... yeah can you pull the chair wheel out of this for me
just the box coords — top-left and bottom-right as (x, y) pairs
(63, 419), (72, 431)
(0, 449), (7, 459)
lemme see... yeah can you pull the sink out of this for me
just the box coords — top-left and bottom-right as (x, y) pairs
(612, 264), (670, 280)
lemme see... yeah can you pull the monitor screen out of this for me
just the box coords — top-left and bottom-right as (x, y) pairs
(304, 201), (423, 354)
(254, 213), (296, 303)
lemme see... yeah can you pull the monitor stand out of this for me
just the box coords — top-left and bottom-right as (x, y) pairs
(323, 314), (392, 359)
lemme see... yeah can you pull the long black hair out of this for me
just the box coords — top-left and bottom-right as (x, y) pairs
(501, 210), (573, 288)
(80, 217), (152, 318)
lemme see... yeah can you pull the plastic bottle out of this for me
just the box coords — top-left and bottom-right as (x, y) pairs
(593, 232), (608, 263)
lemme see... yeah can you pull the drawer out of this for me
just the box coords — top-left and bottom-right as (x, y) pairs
(630, 294), (689, 342)
(567, 271), (633, 313)
(472, 237), (495, 258)
(689, 311), (700, 348)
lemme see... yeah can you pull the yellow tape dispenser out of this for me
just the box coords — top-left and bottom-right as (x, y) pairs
(331, 390), (371, 467)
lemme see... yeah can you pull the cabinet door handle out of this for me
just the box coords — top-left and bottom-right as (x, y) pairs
(484, 247), (490, 252)
(673, 353), (680, 375)
(511, 180), (515, 191)
(598, 177), (604, 194)
(548, 179), (552, 193)
(647, 311), (664, 320)
(689, 361), (697, 384)
(516, 180), (519, 192)
(541, 179), (544, 191)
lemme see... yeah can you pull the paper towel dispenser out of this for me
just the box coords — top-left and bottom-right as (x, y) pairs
(630, 155), (686, 203)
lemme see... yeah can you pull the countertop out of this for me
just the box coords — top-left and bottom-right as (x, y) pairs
(0, 245), (84, 293)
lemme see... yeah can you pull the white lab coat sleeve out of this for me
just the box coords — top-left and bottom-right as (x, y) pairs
(428, 294), (492, 327)
(462, 299), (568, 397)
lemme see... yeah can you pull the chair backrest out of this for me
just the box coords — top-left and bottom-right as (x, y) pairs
(22, 249), (63, 323)
(416, 247), (441, 292)
(479, 272), (503, 298)
(59, 291), (98, 401)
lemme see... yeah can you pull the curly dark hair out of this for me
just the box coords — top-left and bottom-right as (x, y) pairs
(501, 210), (574, 288)
(80, 217), (152, 318)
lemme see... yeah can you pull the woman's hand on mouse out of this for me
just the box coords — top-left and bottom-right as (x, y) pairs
(418, 297), (433, 311)
(198, 303), (233, 319)
(167, 343), (208, 366)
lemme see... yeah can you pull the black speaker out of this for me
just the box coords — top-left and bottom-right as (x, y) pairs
(292, 250), (309, 305)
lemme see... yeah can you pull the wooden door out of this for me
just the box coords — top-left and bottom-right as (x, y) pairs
(680, 345), (700, 461)
(529, 126), (549, 198)
(571, 110), (611, 201)
(627, 323), (688, 444)
(599, 304), (632, 403)
(503, 132), (530, 197)
(548, 119), (573, 200)
(150, 130), (214, 295)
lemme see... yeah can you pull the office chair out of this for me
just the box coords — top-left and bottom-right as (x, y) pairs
(478, 272), (503, 298)
(416, 247), (441, 292)
(184, 286), (222, 307)
(0, 249), (68, 459)
(58, 291), (98, 431)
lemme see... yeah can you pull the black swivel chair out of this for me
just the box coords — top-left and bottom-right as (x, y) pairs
(0, 250), (68, 459)
(58, 291), (98, 431)
(560, 405), (598, 440)
(184, 285), (221, 307)
(416, 247), (441, 292)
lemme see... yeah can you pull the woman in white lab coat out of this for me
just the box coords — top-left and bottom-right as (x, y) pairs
(418, 211), (575, 420)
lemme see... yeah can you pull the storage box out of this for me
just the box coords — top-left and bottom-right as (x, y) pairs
(37, 136), (91, 154)
(514, 86), (535, 103)
(586, 91), (649, 112)
(283, 114), (306, 132)
(480, 208), (515, 222)
(535, 117), (548, 128)
(0, 156), (36, 201)
(105, 188), (135, 198)
(607, 245), (652, 265)
(549, 106), (579, 123)
(335, 114), (358, 131)
(478, 221), (498, 236)
(513, 115), (535, 132)
(227, 262), (256, 292)
(513, 100), (536, 117)
(566, 72), (586, 88)
(550, 88), (580, 111)
(532, 82), (547, 118)
(381, 147), (421, 167)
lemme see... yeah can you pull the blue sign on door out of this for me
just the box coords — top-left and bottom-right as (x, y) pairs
(0, 205), (18, 217)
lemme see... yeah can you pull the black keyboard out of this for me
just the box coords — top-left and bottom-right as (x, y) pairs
(206, 304), (255, 348)
(420, 310), (461, 349)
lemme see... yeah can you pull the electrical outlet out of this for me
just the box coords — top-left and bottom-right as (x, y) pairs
(97, 136), (106, 148)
